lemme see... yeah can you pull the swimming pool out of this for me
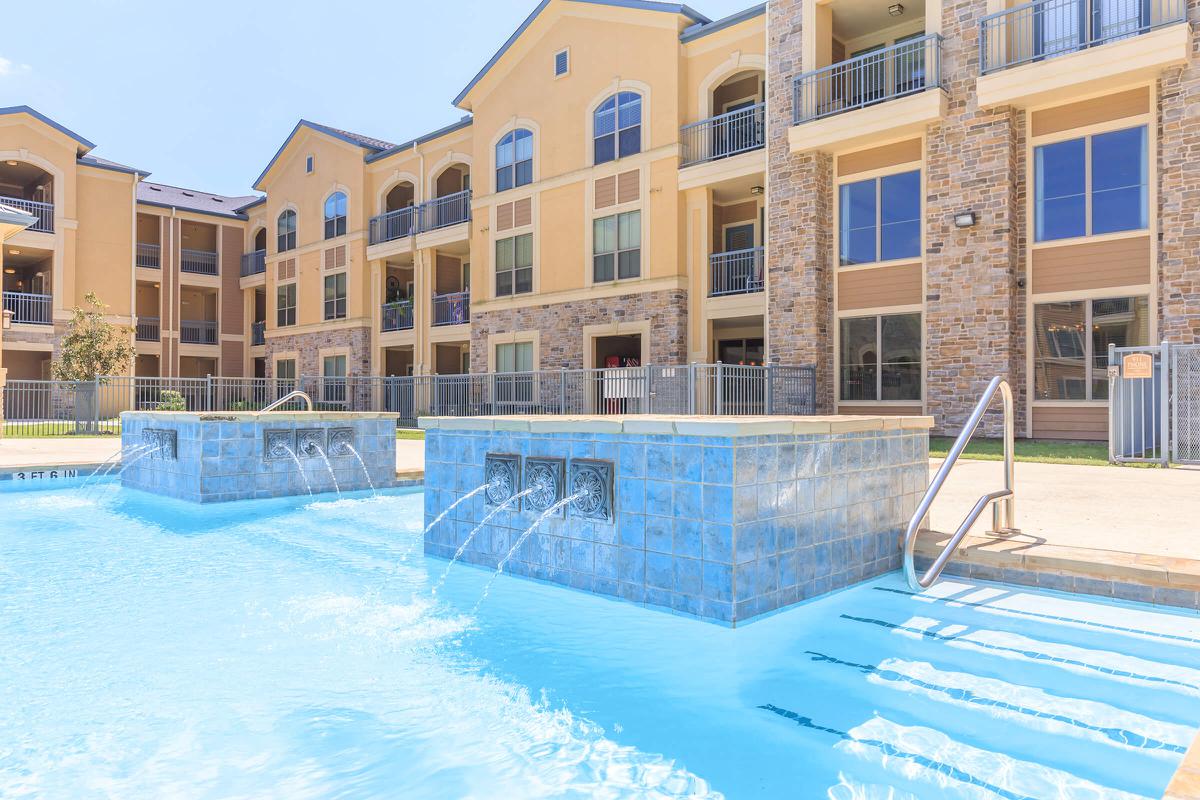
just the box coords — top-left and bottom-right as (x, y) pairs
(1, 482), (1196, 799)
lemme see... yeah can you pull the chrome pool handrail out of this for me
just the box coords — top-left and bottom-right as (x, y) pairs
(902, 376), (1016, 590)
(261, 390), (313, 413)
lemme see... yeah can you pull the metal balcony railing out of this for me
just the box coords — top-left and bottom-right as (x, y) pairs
(251, 320), (266, 346)
(680, 102), (765, 168)
(368, 206), (418, 245)
(180, 319), (217, 344)
(709, 247), (765, 297)
(418, 189), (472, 233)
(980, 0), (1185, 73)
(136, 316), (160, 341)
(381, 300), (414, 332)
(432, 291), (470, 326)
(136, 243), (161, 269)
(793, 34), (943, 125)
(241, 249), (266, 277)
(2, 291), (52, 325)
(181, 248), (218, 275)
(0, 196), (53, 233)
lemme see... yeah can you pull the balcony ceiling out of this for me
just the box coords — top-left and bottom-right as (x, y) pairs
(832, 0), (926, 42)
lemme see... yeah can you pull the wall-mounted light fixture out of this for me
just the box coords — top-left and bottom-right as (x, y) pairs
(953, 211), (977, 228)
(2, 309), (11, 330)
(888, 3), (905, 15)
(750, 185), (764, 196)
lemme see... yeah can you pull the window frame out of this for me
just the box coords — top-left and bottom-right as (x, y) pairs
(494, 232), (533, 298)
(323, 271), (347, 321)
(276, 209), (297, 253)
(323, 192), (348, 240)
(593, 91), (642, 166)
(1032, 295), (1149, 402)
(837, 168), (922, 267)
(592, 209), (642, 284)
(837, 311), (923, 403)
(276, 281), (297, 328)
(275, 358), (296, 381)
(495, 129), (534, 193)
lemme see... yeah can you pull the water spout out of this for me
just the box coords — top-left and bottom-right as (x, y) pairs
(431, 486), (537, 596)
(281, 445), (314, 498)
(314, 446), (341, 498)
(81, 442), (151, 490)
(343, 444), (376, 496)
(422, 481), (494, 538)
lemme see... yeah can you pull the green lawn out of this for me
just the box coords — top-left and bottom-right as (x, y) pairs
(3, 424), (120, 439)
(396, 429), (425, 441)
(929, 436), (1114, 466)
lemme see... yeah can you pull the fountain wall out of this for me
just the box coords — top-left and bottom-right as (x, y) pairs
(120, 411), (398, 502)
(422, 415), (932, 626)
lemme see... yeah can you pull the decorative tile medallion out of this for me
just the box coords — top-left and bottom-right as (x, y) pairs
(327, 428), (356, 457)
(568, 459), (614, 522)
(483, 453), (521, 507)
(523, 457), (565, 514)
(296, 429), (325, 459)
(263, 430), (296, 462)
(141, 428), (178, 461)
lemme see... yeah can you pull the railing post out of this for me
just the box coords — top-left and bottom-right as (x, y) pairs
(1160, 340), (1171, 468)
(765, 363), (775, 414)
(206, 374), (213, 411)
(716, 361), (725, 416)
(559, 368), (566, 413)
(93, 376), (100, 433)
(688, 362), (696, 415)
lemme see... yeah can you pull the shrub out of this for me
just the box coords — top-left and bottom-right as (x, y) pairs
(157, 390), (186, 411)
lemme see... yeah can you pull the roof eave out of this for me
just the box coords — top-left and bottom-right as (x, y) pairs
(135, 198), (249, 221)
(680, 3), (765, 43)
(364, 117), (474, 164)
(0, 105), (96, 154)
(252, 120), (388, 191)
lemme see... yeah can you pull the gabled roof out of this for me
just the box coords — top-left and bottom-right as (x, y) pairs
(252, 119), (397, 190)
(137, 181), (261, 220)
(364, 116), (474, 164)
(680, 3), (764, 42)
(453, 0), (710, 108)
(0, 105), (95, 154)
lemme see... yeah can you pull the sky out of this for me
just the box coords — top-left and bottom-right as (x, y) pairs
(0, 0), (756, 197)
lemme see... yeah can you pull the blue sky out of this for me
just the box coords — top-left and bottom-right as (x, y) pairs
(0, 0), (755, 197)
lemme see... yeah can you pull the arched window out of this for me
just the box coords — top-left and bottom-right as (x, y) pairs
(324, 191), (347, 239)
(277, 209), (297, 252)
(495, 129), (533, 192)
(593, 92), (641, 165)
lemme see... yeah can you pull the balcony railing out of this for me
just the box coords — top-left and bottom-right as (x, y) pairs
(381, 300), (414, 332)
(2, 291), (52, 325)
(136, 316), (160, 342)
(368, 206), (418, 245)
(980, 0), (1185, 73)
(793, 34), (943, 125)
(241, 249), (266, 277)
(181, 248), (218, 275)
(0, 196), (53, 233)
(710, 247), (764, 297)
(432, 291), (471, 326)
(418, 189), (472, 233)
(180, 319), (217, 344)
(251, 321), (266, 346)
(680, 102), (766, 168)
(136, 243), (161, 269)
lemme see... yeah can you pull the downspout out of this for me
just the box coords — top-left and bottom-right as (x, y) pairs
(129, 176), (138, 377)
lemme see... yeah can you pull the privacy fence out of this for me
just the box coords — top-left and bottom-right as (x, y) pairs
(0, 363), (816, 436)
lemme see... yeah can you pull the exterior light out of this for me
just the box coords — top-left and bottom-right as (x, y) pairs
(8, 249), (19, 255)
(4, 160), (16, 166)
(750, 185), (764, 195)
(953, 211), (977, 228)
(3, 268), (14, 274)
(888, 3), (905, 14)
(2, 310), (11, 330)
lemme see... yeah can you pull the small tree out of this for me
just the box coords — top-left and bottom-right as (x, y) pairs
(51, 292), (135, 382)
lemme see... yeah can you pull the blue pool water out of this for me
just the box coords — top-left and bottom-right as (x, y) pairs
(1, 483), (1197, 799)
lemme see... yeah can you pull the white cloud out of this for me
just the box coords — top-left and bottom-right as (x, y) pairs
(0, 57), (32, 78)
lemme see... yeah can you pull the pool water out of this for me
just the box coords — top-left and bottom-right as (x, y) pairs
(1, 484), (1197, 799)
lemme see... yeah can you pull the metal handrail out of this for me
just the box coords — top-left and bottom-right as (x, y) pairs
(902, 375), (1017, 590)
(262, 390), (313, 413)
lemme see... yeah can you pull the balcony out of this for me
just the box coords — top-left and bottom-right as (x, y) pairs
(680, 103), (765, 168)
(241, 249), (266, 277)
(789, 34), (946, 153)
(251, 320), (265, 346)
(181, 248), (218, 276)
(977, 0), (1188, 106)
(180, 319), (217, 345)
(136, 316), (160, 342)
(432, 291), (470, 326)
(369, 206), (418, 246)
(0, 196), (52, 233)
(2, 291), (52, 325)
(418, 189), (472, 233)
(381, 300), (414, 333)
(709, 247), (764, 298)
(136, 243), (160, 269)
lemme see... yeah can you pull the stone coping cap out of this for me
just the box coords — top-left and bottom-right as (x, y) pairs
(120, 411), (400, 423)
(419, 414), (934, 435)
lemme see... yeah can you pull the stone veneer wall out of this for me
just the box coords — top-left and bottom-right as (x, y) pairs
(469, 289), (687, 373)
(1159, 3), (1200, 344)
(423, 416), (929, 626)
(264, 325), (371, 378)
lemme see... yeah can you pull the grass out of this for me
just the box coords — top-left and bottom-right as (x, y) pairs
(929, 436), (1115, 466)
(396, 429), (425, 441)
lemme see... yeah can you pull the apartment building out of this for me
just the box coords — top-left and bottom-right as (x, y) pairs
(768, 0), (1192, 439)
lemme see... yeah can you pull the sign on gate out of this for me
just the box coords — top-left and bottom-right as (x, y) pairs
(1123, 353), (1154, 380)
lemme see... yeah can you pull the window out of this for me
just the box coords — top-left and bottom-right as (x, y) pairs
(323, 272), (347, 320)
(324, 192), (347, 239)
(322, 354), (347, 405)
(495, 233), (533, 297)
(555, 49), (570, 77)
(276, 358), (296, 380)
(494, 341), (534, 405)
(593, 210), (641, 283)
(277, 209), (297, 252)
(1034, 296), (1148, 401)
(839, 170), (920, 266)
(1035, 125), (1147, 242)
(276, 282), (296, 327)
(495, 129), (533, 192)
(839, 313), (922, 401)
(305, 155), (314, 174)
(594, 92), (642, 165)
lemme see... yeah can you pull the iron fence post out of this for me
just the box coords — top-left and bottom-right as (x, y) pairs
(688, 363), (696, 415)
(206, 374), (213, 411)
(1161, 340), (1171, 468)
(643, 366), (652, 414)
(93, 376), (100, 433)
(716, 362), (725, 416)
(560, 369), (566, 413)
(766, 363), (775, 414)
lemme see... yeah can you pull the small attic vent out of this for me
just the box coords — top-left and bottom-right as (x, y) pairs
(211, 197), (223, 203)
(554, 48), (569, 78)
(148, 185), (162, 192)
(181, 191), (194, 197)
